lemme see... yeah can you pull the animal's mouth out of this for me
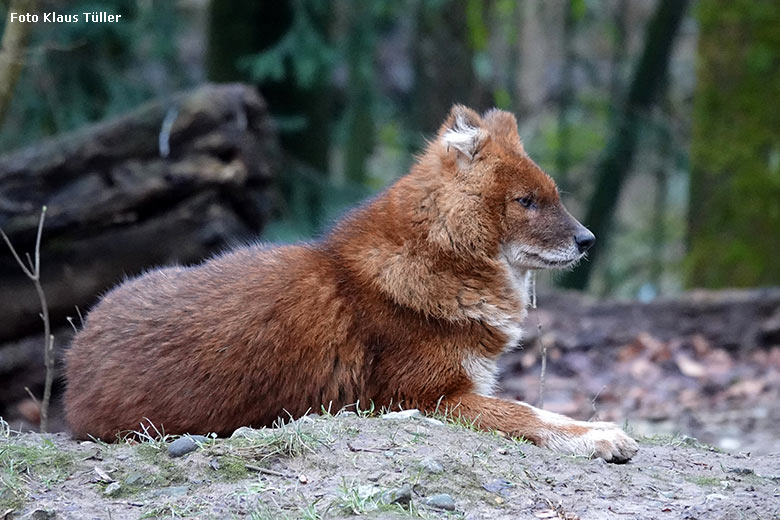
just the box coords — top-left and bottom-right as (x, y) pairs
(522, 250), (583, 269)
(500, 243), (585, 271)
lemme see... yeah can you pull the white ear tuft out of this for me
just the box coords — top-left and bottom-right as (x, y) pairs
(443, 112), (486, 160)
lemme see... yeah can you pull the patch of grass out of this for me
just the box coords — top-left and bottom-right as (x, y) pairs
(686, 475), (721, 487)
(334, 479), (425, 517)
(118, 419), (175, 451)
(212, 454), (251, 481)
(246, 497), (323, 520)
(427, 405), (528, 448)
(640, 433), (722, 452)
(428, 408), (483, 433)
(140, 501), (205, 519)
(249, 504), (290, 520)
(0, 434), (74, 510)
(298, 501), (323, 520)
(334, 479), (383, 515)
(215, 417), (332, 462)
(112, 444), (187, 497)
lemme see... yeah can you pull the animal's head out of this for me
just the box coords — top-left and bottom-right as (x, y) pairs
(419, 104), (594, 270)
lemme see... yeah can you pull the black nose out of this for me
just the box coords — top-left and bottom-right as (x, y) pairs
(574, 230), (595, 253)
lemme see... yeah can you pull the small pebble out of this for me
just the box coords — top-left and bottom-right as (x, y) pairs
(168, 435), (208, 458)
(103, 482), (121, 496)
(383, 485), (412, 506)
(124, 471), (145, 485)
(382, 409), (422, 420)
(419, 458), (444, 474)
(231, 427), (262, 439)
(30, 510), (55, 520)
(424, 494), (456, 511)
(168, 437), (197, 458)
(367, 472), (384, 482)
(482, 479), (513, 495)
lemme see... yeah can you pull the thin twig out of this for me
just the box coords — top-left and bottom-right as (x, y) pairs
(0, 206), (54, 432)
(537, 313), (547, 409)
(530, 274), (546, 409)
(23, 386), (39, 406)
(76, 305), (85, 328)
(66, 316), (78, 333)
(589, 385), (607, 421)
(244, 464), (291, 478)
(528, 272), (547, 407)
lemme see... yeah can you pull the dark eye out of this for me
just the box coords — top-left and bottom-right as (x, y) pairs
(516, 196), (535, 208)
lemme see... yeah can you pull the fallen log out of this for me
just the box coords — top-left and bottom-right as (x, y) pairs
(0, 83), (279, 344)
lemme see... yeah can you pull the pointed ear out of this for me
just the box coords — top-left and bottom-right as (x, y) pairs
(482, 108), (523, 151)
(438, 104), (488, 161)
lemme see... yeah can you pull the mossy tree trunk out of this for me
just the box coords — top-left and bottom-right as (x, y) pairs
(0, 0), (37, 128)
(686, 0), (780, 288)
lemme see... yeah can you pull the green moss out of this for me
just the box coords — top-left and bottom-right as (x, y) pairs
(639, 434), (722, 452)
(111, 445), (187, 497)
(212, 454), (251, 481)
(686, 475), (721, 487)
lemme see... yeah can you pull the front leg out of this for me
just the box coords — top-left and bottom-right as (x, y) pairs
(431, 393), (638, 463)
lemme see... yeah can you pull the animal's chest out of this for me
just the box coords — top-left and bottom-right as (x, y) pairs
(460, 317), (524, 396)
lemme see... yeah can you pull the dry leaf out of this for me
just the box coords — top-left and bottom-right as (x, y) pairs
(725, 379), (766, 399)
(675, 353), (706, 378)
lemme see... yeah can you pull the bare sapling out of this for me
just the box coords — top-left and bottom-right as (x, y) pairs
(0, 206), (55, 432)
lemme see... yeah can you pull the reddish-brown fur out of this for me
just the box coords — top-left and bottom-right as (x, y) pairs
(65, 106), (637, 462)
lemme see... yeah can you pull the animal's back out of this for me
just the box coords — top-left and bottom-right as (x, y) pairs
(64, 242), (362, 440)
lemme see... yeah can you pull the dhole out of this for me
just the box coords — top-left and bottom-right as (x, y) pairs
(65, 105), (638, 462)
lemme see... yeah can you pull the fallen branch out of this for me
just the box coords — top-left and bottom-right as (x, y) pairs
(0, 206), (54, 432)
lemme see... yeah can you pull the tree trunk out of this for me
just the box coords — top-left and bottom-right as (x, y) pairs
(555, 0), (576, 192)
(559, 0), (689, 290)
(686, 0), (780, 288)
(411, 0), (484, 133)
(343, 1), (376, 185)
(207, 0), (331, 174)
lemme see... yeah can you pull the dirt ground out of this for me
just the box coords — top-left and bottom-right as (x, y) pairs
(2, 411), (779, 520)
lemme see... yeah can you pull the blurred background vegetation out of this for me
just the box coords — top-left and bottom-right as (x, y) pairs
(1, 0), (778, 298)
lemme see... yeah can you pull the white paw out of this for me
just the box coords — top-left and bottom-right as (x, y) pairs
(521, 403), (639, 462)
(540, 421), (638, 463)
(579, 424), (639, 462)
